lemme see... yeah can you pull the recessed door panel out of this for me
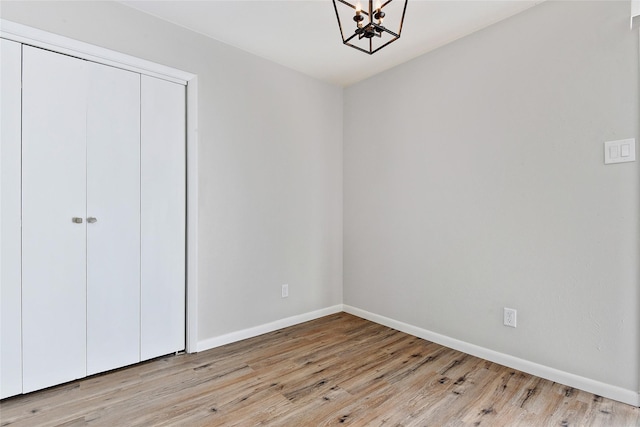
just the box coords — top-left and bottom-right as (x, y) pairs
(22, 46), (88, 393)
(86, 62), (141, 375)
(141, 75), (186, 360)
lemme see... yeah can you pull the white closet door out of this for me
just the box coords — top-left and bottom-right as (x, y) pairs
(86, 63), (141, 375)
(1, 39), (23, 399)
(22, 46), (88, 392)
(140, 75), (186, 360)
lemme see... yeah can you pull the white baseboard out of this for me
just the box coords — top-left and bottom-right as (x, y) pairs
(196, 304), (344, 352)
(343, 305), (640, 408)
(195, 304), (638, 407)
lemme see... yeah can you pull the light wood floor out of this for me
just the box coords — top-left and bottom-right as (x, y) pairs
(1, 313), (638, 426)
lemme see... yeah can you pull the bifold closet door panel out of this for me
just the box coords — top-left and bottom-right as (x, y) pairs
(140, 75), (186, 360)
(1, 39), (23, 399)
(86, 62), (141, 375)
(22, 46), (88, 393)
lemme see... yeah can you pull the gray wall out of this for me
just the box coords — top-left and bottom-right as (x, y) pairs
(344, 0), (639, 392)
(1, 1), (343, 342)
(3, 0), (638, 398)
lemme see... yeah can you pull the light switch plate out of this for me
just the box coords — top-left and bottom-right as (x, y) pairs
(604, 138), (636, 164)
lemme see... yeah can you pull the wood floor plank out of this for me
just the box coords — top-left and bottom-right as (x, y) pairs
(1, 313), (638, 426)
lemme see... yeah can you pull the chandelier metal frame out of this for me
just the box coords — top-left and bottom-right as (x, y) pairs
(332, 0), (408, 55)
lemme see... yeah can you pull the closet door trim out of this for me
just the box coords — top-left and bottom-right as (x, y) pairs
(1, 19), (200, 354)
(0, 19), (191, 84)
(1, 38), (24, 399)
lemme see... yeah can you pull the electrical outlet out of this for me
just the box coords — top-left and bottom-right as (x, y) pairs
(503, 308), (517, 328)
(281, 284), (289, 298)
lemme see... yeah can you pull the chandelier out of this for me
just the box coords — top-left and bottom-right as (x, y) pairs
(332, 0), (408, 55)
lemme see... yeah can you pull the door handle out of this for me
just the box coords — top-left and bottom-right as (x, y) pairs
(87, 217), (98, 224)
(72, 217), (83, 224)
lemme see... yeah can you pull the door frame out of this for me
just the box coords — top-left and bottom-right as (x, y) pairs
(0, 19), (199, 354)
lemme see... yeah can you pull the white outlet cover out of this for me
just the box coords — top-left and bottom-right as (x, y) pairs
(503, 308), (517, 328)
(604, 138), (636, 164)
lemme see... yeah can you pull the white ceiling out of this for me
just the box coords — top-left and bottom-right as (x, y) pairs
(120, 0), (543, 86)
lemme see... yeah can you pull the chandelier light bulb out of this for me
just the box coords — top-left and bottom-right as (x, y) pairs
(374, 1), (385, 26)
(353, 2), (365, 29)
